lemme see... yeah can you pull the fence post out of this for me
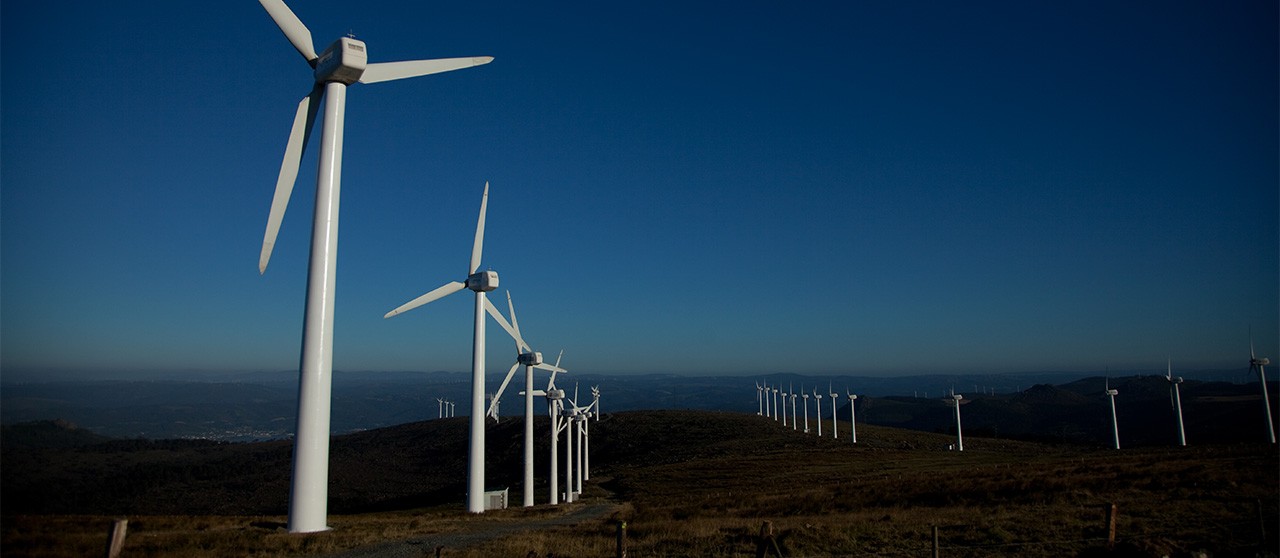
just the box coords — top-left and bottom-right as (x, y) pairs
(1106, 503), (1118, 550)
(932, 525), (939, 558)
(616, 520), (627, 558)
(104, 519), (128, 558)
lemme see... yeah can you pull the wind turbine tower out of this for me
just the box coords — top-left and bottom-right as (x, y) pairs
(772, 385), (781, 422)
(801, 388), (811, 434)
(1165, 359), (1186, 447)
(756, 382), (764, 416)
(254, 0), (492, 531)
(828, 383), (839, 439)
(813, 387), (824, 437)
(384, 183), (499, 514)
(789, 385), (798, 431)
(846, 389), (858, 444)
(949, 392), (964, 451)
(1106, 378), (1120, 450)
(1249, 339), (1276, 444)
(779, 385), (789, 427)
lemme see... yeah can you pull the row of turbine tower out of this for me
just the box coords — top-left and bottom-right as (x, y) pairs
(436, 398), (456, 419)
(755, 346), (1276, 452)
(249, 0), (599, 533)
(756, 382), (860, 444)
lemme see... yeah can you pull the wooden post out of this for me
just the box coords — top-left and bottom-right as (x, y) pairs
(932, 525), (940, 558)
(104, 519), (128, 558)
(1106, 503), (1118, 550)
(616, 520), (627, 558)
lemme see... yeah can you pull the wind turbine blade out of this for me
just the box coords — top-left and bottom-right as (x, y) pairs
(384, 281), (466, 318)
(258, 0), (318, 65)
(506, 291), (523, 346)
(554, 350), (563, 369)
(358, 56), (494, 84)
(469, 182), (489, 275)
(534, 363), (566, 374)
(259, 86), (322, 274)
(483, 297), (529, 352)
(487, 362), (522, 417)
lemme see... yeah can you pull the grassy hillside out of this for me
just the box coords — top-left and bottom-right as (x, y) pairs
(2, 411), (1277, 557)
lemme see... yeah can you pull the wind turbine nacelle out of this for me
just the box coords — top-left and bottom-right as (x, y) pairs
(314, 38), (368, 85)
(1256, 357), (1271, 366)
(1106, 389), (1119, 396)
(547, 389), (565, 400)
(518, 352), (543, 366)
(466, 270), (498, 292)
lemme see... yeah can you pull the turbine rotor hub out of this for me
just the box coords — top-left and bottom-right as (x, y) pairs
(466, 270), (498, 292)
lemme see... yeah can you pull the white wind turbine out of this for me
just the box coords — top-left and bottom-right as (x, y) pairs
(1248, 336), (1276, 444)
(948, 390), (964, 451)
(1165, 359), (1186, 447)
(813, 387), (824, 437)
(437, 397), (445, 419)
(779, 385), (789, 427)
(254, 0), (492, 533)
(529, 351), (568, 505)
(801, 387), (811, 434)
(783, 383), (793, 432)
(772, 385), (781, 422)
(484, 292), (566, 507)
(1105, 377), (1120, 450)
(846, 389), (858, 444)
(828, 383), (839, 439)
(384, 183), (499, 514)
(755, 382), (764, 416)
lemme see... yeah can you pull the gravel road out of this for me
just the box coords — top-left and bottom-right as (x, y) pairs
(320, 503), (619, 558)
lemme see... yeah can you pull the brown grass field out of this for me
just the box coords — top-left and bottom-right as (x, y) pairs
(3, 410), (1277, 557)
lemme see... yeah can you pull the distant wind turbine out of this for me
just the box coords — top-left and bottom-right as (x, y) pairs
(813, 387), (824, 437)
(485, 291), (566, 507)
(801, 387), (811, 434)
(1248, 336), (1276, 444)
(828, 383), (839, 440)
(1105, 377), (1120, 450)
(780, 385), (789, 427)
(772, 385), (781, 422)
(1164, 359), (1186, 447)
(384, 182), (498, 514)
(755, 382), (764, 416)
(789, 384), (798, 431)
(254, 0), (492, 533)
(948, 391), (964, 451)
(846, 389), (858, 444)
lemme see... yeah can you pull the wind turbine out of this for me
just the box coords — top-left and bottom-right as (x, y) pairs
(485, 291), (565, 507)
(254, 0), (492, 533)
(801, 387), (811, 434)
(783, 383), (793, 432)
(948, 391), (964, 451)
(779, 385), (789, 427)
(1105, 377), (1120, 450)
(384, 183), (499, 514)
(437, 397), (445, 419)
(756, 382), (764, 416)
(772, 385), (781, 422)
(1248, 337), (1276, 444)
(1165, 359), (1186, 447)
(846, 389), (858, 444)
(535, 351), (567, 505)
(828, 383), (839, 440)
(813, 387), (824, 437)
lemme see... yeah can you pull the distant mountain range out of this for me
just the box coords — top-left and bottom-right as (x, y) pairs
(1, 369), (1273, 446)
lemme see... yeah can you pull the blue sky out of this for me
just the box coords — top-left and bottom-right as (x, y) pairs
(2, 1), (1276, 379)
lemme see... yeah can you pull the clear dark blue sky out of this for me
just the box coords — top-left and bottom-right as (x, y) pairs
(2, 1), (1276, 378)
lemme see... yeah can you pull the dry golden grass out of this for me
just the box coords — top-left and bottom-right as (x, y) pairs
(3, 412), (1277, 557)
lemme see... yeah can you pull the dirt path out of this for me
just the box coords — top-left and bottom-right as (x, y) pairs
(319, 503), (619, 558)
